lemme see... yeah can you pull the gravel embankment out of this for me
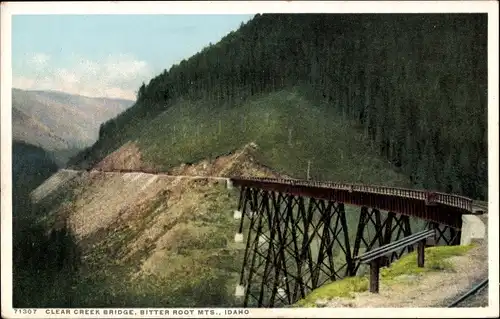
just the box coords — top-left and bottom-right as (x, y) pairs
(435, 278), (489, 308)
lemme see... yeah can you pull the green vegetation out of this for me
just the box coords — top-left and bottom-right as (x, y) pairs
(380, 244), (473, 280)
(70, 13), (487, 200)
(12, 141), (59, 218)
(295, 276), (369, 307)
(294, 244), (474, 307)
(138, 89), (409, 186)
(13, 217), (82, 307)
(50, 147), (84, 167)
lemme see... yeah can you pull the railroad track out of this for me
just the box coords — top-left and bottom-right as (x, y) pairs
(447, 278), (489, 307)
(86, 168), (229, 181)
(82, 168), (477, 213)
(231, 176), (475, 213)
(472, 200), (489, 214)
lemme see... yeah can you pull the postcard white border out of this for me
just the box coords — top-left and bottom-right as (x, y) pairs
(1, 1), (499, 318)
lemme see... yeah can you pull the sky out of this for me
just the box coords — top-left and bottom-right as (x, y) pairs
(12, 14), (254, 100)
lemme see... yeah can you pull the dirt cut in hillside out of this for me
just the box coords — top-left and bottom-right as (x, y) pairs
(92, 140), (289, 179)
(166, 142), (291, 179)
(92, 141), (158, 172)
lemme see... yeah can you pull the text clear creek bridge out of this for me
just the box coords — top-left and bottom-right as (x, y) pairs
(229, 177), (482, 308)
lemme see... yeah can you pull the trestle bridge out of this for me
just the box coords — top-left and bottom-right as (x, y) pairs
(82, 168), (485, 307)
(229, 177), (484, 308)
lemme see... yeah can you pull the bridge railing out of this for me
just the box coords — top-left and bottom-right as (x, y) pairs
(354, 229), (436, 293)
(434, 192), (473, 211)
(230, 177), (474, 213)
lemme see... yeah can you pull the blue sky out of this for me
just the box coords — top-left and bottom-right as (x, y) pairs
(12, 14), (254, 100)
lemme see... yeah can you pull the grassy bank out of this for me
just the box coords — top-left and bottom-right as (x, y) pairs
(293, 244), (474, 307)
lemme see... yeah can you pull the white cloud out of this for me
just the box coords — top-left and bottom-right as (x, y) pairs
(27, 52), (50, 69)
(14, 53), (154, 100)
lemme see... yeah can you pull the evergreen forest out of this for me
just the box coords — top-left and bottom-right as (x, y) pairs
(71, 13), (488, 200)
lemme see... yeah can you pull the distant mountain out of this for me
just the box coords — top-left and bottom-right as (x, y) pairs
(12, 88), (133, 160)
(12, 106), (70, 151)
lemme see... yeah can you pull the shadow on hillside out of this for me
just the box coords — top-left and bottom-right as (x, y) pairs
(13, 217), (82, 308)
(12, 215), (239, 308)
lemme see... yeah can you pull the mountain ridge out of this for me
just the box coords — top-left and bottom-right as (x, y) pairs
(15, 88), (133, 104)
(12, 88), (134, 164)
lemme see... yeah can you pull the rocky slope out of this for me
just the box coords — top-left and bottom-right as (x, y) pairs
(27, 143), (283, 307)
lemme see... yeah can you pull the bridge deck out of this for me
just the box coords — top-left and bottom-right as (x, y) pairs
(230, 177), (476, 228)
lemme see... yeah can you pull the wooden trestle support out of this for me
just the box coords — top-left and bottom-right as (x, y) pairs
(233, 186), (462, 308)
(351, 207), (421, 273)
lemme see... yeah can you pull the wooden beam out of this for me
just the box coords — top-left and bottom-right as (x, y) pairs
(417, 239), (425, 268)
(369, 259), (380, 293)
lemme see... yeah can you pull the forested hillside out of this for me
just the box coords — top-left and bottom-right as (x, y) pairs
(12, 141), (59, 216)
(70, 14), (488, 200)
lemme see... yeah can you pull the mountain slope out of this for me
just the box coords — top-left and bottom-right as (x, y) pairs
(72, 13), (487, 199)
(19, 88), (412, 307)
(71, 89), (409, 186)
(11, 88), (134, 219)
(141, 89), (409, 186)
(12, 88), (133, 152)
(12, 106), (70, 151)
(17, 145), (283, 307)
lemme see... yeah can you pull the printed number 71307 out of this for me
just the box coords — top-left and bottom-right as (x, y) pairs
(14, 309), (38, 315)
